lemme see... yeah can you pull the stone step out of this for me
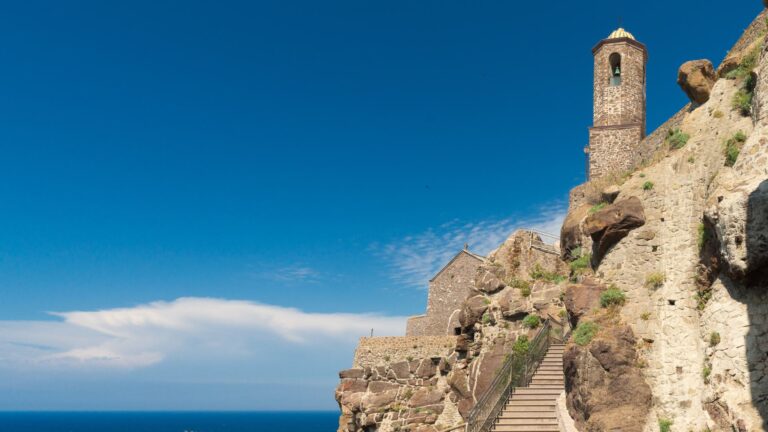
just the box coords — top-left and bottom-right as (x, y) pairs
(528, 385), (563, 390)
(496, 418), (558, 425)
(535, 367), (563, 372)
(493, 425), (560, 432)
(514, 389), (563, 395)
(509, 394), (560, 401)
(501, 411), (556, 418)
(502, 406), (555, 413)
(506, 399), (557, 406)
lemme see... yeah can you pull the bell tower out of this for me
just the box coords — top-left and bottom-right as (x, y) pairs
(587, 28), (647, 179)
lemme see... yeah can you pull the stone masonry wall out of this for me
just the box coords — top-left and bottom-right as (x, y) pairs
(590, 38), (646, 179)
(593, 40), (646, 127)
(588, 125), (644, 178)
(406, 251), (484, 336)
(353, 336), (457, 369)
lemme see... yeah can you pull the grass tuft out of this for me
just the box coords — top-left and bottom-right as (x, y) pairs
(573, 322), (599, 346)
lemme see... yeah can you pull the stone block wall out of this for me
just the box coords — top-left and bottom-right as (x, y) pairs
(406, 251), (484, 336)
(593, 40), (646, 128)
(353, 336), (457, 369)
(588, 124), (644, 179)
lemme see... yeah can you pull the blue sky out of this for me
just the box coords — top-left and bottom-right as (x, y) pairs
(0, 0), (761, 410)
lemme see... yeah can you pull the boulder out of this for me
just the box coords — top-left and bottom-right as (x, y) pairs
(584, 197), (645, 263)
(390, 361), (411, 380)
(476, 268), (505, 293)
(415, 359), (437, 378)
(677, 59), (716, 104)
(458, 295), (489, 329)
(560, 204), (592, 260)
(564, 324), (651, 432)
(448, 369), (471, 398)
(339, 368), (365, 379)
(361, 389), (398, 411)
(408, 388), (444, 407)
(564, 278), (604, 327)
(497, 286), (526, 319)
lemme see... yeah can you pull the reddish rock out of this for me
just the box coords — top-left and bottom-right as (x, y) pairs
(677, 59), (716, 104)
(408, 388), (444, 407)
(415, 359), (437, 378)
(338, 378), (368, 393)
(560, 204), (591, 260)
(368, 381), (400, 392)
(361, 389), (398, 411)
(390, 361), (411, 379)
(584, 196), (645, 263)
(564, 278), (605, 327)
(564, 323), (651, 432)
(458, 295), (489, 329)
(339, 368), (365, 379)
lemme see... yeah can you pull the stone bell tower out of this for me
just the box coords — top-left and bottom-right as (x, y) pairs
(587, 28), (647, 179)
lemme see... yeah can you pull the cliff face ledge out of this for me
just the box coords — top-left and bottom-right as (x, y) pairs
(560, 10), (768, 430)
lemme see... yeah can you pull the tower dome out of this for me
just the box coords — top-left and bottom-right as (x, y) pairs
(607, 27), (635, 40)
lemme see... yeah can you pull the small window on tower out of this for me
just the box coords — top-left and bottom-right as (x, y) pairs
(609, 53), (622, 86)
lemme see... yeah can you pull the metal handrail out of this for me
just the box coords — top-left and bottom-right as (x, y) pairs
(525, 229), (560, 256)
(465, 318), (562, 432)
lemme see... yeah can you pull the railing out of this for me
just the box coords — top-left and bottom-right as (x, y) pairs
(465, 318), (564, 432)
(525, 229), (560, 256)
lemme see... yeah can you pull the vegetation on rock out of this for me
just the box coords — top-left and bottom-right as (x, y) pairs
(645, 272), (666, 289)
(658, 418), (673, 432)
(724, 130), (747, 166)
(530, 264), (566, 283)
(600, 287), (627, 308)
(666, 128), (690, 149)
(573, 321), (599, 346)
(522, 314), (540, 329)
(589, 202), (608, 214)
(709, 331), (721, 347)
(512, 335), (530, 356)
(642, 181), (655, 191)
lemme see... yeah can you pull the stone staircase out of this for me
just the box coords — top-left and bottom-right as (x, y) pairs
(491, 343), (565, 432)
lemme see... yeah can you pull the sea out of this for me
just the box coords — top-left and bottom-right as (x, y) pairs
(0, 411), (340, 432)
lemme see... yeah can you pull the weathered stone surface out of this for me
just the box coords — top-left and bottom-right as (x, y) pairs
(584, 196), (645, 263)
(415, 359), (437, 378)
(390, 361), (411, 379)
(448, 369), (470, 399)
(338, 379), (368, 393)
(560, 204), (591, 259)
(678, 59), (716, 104)
(476, 268), (505, 293)
(368, 381), (399, 392)
(339, 368), (365, 379)
(564, 278), (604, 327)
(601, 185), (621, 204)
(469, 339), (507, 400)
(564, 323), (652, 432)
(408, 388), (444, 407)
(361, 389), (398, 411)
(458, 295), (489, 329)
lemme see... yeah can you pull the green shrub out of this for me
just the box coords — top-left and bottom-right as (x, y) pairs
(724, 131), (747, 167)
(481, 312), (491, 325)
(512, 335), (530, 356)
(666, 128), (690, 150)
(687, 156), (695, 164)
(645, 272), (666, 289)
(659, 418), (673, 432)
(639, 173), (646, 178)
(733, 89), (753, 116)
(642, 181), (654, 191)
(725, 43), (761, 80)
(530, 264), (566, 283)
(522, 314), (541, 329)
(640, 312), (651, 321)
(573, 322), (599, 346)
(570, 252), (591, 273)
(559, 309), (567, 319)
(589, 202), (608, 214)
(697, 223), (708, 250)
(600, 287), (627, 308)
(709, 331), (721, 346)
(712, 110), (724, 118)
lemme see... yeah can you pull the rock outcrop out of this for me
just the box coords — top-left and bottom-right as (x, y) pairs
(583, 196), (645, 263)
(678, 59), (716, 104)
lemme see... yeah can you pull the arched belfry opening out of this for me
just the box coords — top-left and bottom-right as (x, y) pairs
(609, 53), (622, 86)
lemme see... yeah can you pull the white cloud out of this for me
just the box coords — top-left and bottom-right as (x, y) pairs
(0, 298), (407, 369)
(376, 204), (567, 288)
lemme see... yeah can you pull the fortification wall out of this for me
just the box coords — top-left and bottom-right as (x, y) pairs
(352, 336), (457, 368)
(588, 125), (644, 179)
(405, 315), (428, 336)
(421, 252), (482, 336)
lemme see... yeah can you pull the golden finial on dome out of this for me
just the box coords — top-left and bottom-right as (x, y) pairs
(607, 28), (635, 40)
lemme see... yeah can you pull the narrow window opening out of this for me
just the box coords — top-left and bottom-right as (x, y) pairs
(609, 53), (622, 86)
(453, 327), (462, 336)
(668, 299), (676, 306)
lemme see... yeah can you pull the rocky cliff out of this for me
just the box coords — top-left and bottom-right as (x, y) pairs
(336, 7), (768, 432)
(560, 9), (768, 431)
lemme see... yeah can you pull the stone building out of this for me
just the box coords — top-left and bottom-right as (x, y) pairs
(587, 28), (648, 179)
(405, 247), (485, 336)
